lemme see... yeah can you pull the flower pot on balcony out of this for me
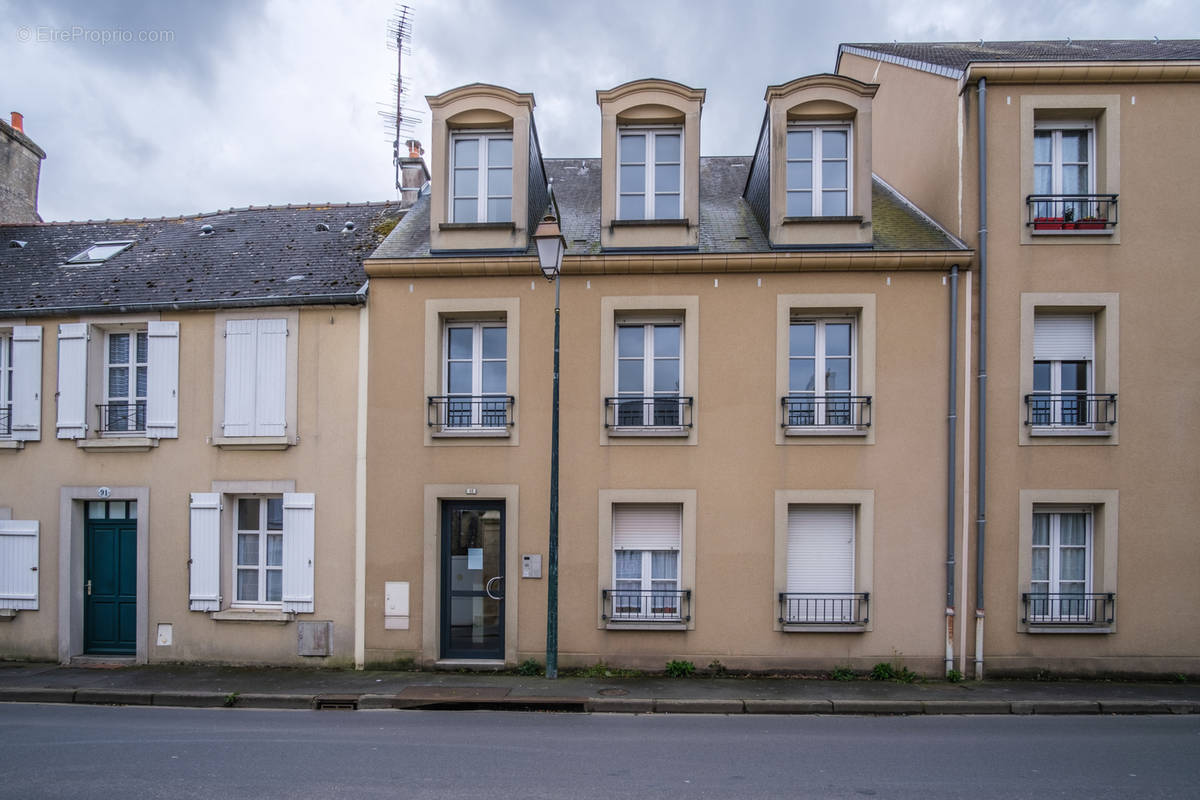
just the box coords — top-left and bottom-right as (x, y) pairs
(1076, 218), (1106, 230)
(1034, 217), (1065, 230)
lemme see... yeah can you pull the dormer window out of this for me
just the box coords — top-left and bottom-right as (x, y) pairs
(66, 241), (133, 265)
(618, 127), (682, 220)
(450, 131), (513, 223)
(786, 124), (851, 217)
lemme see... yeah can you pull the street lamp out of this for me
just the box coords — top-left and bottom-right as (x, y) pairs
(532, 186), (565, 680)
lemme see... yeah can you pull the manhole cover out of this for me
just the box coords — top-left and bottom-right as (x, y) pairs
(597, 688), (629, 697)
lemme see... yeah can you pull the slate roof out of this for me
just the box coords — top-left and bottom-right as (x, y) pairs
(839, 39), (1200, 78)
(0, 202), (404, 316)
(371, 157), (964, 260)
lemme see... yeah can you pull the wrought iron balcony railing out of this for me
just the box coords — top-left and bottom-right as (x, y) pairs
(1024, 393), (1117, 428)
(778, 592), (869, 625)
(781, 395), (872, 429)
(1022, 592), (1115, 625)
(97, 402), (146, 434)
(427, 395), (515, 433)
(0, 406), (10, 437)
(1026, 194), (1118, 232)
(604, 396), (693, 430)
(602, 588), (692, 623)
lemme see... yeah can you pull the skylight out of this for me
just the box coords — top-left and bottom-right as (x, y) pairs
(66, 240), (134, 264)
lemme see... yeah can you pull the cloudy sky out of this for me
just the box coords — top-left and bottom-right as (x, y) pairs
(3, 0), (1195, 221)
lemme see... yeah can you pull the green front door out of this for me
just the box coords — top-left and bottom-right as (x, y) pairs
(84, 501), (137, 655)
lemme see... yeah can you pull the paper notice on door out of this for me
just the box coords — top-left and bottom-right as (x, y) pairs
(467, 547), (483, 571)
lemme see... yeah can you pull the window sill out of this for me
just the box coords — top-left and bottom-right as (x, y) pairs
(76, 437), (158, 452)
(782, 623), (867, 633)
(1030, 228), (1114, 236)
(438, 222), (517, 231)
(1025, 624), (1113, 634)
(209, 608), (294, 624)
(605, 621), (688, 631)
(782, 215), (864, 225)
(784, 426), (869, 437)
(1028, 427), (1113, 438)
(212, 436), (294, 451)
(0, 608), (18, 620)
(431, 428), (512, 439)
(607, 427), (691, 438)
(610, 218), (689, 229)
(0, 440), (24, 451)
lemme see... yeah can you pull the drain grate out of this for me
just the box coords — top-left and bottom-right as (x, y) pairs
(313, 694), (359, 710)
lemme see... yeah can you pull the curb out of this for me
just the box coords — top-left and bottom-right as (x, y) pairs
(832, 699), (925, 715)
(74, 689), (153, 706)
(744, 699), (834, 714)
(0, 687), (76, 703)
(652, 698), (744, 714)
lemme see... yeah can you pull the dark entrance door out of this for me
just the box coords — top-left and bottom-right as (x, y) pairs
(441, 500), (505, 659)
(84, 500), (137, 655)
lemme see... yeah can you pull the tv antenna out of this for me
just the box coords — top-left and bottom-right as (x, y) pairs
(380, 4), (422, 192)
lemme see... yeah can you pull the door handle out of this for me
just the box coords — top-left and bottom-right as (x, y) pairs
(485, 576), (504, 600)
(85, 580), (92, 596)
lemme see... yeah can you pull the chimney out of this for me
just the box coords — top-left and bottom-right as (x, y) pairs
(1, 111), (46, 223)
(405, 138), (424, 158)
(398, 139), (430, 210)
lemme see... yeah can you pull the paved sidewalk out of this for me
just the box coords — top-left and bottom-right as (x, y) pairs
(1, 661), (1198, 715)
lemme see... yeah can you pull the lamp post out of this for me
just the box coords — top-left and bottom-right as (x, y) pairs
(533, 188), (566, 680)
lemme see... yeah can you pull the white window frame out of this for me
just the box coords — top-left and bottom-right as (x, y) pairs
(786, 122), (852, 217)
(1033, 121), (1096, 220)
(611, 503), (682, 621)
(233, 495), (285, 607)
(1030, 506), (1094, 622)
(787, 317), (856, 427)
(785, 505), (857, 624)
(218, 316), (290, 440)
(0, 334), (11, 438)
(614, 318), (683, 429)
(101, 329), (148, 435)
(65, 240), (134, 265)
(449, 131), (513, 224)
(617, 126), (684, 221)
(442, 321), (508, 429)
(1032, 312), (1095, 429)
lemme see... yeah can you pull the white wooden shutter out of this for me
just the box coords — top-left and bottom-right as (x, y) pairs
(786, 505), (855, 594)
(10, 326), (42, 441)
(254, 319), (288, 437)
(281, 492), (315, 613)
(1034, 314), (1094, 361)
(0, 520), (39, 610)
(188, 493), (221, 611)
(222, 320), (256, 437)
(613, 504), (681, 551)
(55, 323), (88, 439)
(145, 321), (179, 439)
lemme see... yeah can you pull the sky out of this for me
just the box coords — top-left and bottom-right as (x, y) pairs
(3, 0), (1196, 222)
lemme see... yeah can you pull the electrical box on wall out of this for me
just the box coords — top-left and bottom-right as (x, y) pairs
(385, 581), (410, 630)
(522, 554), (542, 579)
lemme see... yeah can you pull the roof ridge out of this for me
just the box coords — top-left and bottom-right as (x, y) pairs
(2, 199), (403, 228)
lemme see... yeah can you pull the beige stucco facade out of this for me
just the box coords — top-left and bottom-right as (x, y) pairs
(839, 51), (1200, 676)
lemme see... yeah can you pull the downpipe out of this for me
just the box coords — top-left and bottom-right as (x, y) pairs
(974, 77), (989, 680)
(945, 265), (959, 676)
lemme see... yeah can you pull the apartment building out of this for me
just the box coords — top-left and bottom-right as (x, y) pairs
(838, 39), (1200, 676)
(361, 78), (973, 673)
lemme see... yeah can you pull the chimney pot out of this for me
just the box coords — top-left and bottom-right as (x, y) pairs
(405, 139), (424, 158)
(10, 112), (23, 133)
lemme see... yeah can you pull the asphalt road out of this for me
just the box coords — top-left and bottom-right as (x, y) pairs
(2, 704), (1198, 799)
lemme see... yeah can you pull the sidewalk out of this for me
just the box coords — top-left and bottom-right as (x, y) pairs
(2, 661), (1198, 715)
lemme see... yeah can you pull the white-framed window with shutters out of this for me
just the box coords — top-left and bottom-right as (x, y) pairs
(786, 123), (852, 217)
(0, 519), (39, 611)
(449, 131), (513, 224)
(1032, 312), (1094, 428)
(188, 490), (315, 614)
(617, 127), (683, 220)
(0, 333), (11, 438)
(221, 318), (288, 438)
(611, 503), (682, 621)
(1030, 507), (1093, 622)
(784, 505), (858, 624)
(55, 320), (177, 441)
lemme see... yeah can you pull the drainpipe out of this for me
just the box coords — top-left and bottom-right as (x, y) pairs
(945, 264), (959, 676)
(974, 77), (989, 679)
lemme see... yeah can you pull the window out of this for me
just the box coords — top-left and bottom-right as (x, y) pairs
(234, 497), (284, 605)
(56, 321), (177, 442)
(783, 505), (863, 624)
(0, 334), (10, 437)
(613, 321), (684, 428)
(609, 504), (683, 621)
(440, 321), (510, 430)
(1032, 122), (1094, 221)
(0, 326), (40, 443)
(188, 490), (315, 614)
(450, 132), (512, 223)
(786, 124), (850, 217)
(1029, 508), (1093, 622)
(785, 318), (865, 428)
(66, 241), (134, 265)
(0, 519), (39, 611)
(100, 330), (147, 434)
(1032, 313), (1092, 427)
(221, 318), (287, 438)
(617, 128), (682, 220)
